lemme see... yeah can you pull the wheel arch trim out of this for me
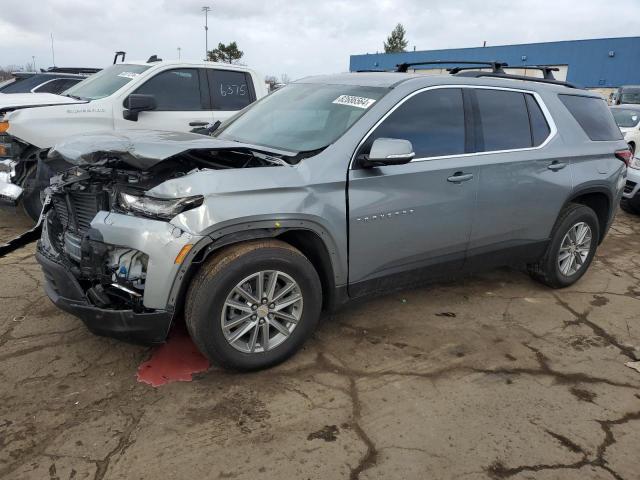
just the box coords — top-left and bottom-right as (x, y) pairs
(166, 218), (346, 315)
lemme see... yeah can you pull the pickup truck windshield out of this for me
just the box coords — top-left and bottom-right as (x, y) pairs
(62, 64), (151, 100)
(215, 83), (388, 152)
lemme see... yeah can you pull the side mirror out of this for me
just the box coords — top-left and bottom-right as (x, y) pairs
(123, 94), (156, 121)
(360, 138), (415, 168)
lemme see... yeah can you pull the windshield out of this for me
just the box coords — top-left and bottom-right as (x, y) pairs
(620, 89), (640, 105)
(62, 64), (151, 100)
(612, 108), (640, 128)
(215, 83), (388, 152)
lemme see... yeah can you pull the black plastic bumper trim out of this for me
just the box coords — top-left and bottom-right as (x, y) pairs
(36, 249), (172, 344)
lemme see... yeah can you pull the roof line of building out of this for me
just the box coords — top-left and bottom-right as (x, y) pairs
(354, 35), (640, 57)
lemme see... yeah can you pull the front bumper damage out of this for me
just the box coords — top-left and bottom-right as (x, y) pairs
(38, 209), (204, 344)
(36, 249), (171, 343)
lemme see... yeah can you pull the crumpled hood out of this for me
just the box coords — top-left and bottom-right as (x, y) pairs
(0, 92), (87, 111)
(47, 129), (298, 170)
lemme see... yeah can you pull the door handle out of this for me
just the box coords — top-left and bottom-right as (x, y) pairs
(447, 172), (474, 183)
(548, 161), (567, 171)
(189, 121), (208, 127)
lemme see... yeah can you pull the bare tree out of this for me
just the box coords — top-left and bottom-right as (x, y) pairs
(280, 73), (291, 84)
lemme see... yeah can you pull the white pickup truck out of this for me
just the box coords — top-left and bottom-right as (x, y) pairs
(0, 59), (267, 218)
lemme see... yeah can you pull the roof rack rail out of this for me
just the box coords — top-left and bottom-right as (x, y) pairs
(396, 60), (508, 73)
(454, 70), (578, 88)
(44, 67), (101, 75)
(512, 65), (560, 80)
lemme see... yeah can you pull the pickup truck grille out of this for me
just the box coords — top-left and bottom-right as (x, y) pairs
(51, 190), (105, 235)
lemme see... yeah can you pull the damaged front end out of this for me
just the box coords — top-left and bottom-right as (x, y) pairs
(36, 160), (194, 343)
(0, 133), (31, 205)
(36, 130), (293, 343)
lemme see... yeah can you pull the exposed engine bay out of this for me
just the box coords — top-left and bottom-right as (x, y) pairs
(40, 147), (286, 311)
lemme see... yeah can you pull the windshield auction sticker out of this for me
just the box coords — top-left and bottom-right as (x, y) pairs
(117, 72), (141, 79)
(332, 95), (377, 109)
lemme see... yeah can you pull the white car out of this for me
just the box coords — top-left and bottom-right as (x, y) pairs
(610, 105), (640, 214)
(611, 105), (640, 157)
(0, 58), (267, 218)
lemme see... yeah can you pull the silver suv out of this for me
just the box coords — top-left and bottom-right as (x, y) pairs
(36, 69), (630, 370)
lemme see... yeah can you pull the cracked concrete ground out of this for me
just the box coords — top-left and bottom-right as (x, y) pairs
(1, 207), (639, 480)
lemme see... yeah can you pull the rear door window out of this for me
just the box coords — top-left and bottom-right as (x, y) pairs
(475, 89), (532, 151)
(208, 70), (256, 111)
(362, 88), (466, 158)
(559, 94), (623, 141)
(134, 68), (204, 111)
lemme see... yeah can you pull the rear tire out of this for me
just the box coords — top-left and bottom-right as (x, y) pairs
(528, 203), (600, 288)
(185, 239), (322, 371)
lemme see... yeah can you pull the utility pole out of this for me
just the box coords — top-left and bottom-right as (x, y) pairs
(202, 6), (211, 61)
(177, 47), (181, 60)
(51, 33), (56, 67)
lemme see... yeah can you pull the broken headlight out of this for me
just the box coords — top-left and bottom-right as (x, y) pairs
(118, 192), (203, 220)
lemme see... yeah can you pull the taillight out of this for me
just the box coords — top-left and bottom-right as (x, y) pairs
(615, 148), (632, 166)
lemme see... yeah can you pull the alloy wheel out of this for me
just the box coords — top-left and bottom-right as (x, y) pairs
(221, 270), (303, 353)
(557, 222), (592, 277)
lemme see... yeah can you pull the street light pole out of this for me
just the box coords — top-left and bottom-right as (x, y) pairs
(51, 33), (56, 67)
(177, 47), (181, 60)
(202, 6), (211, 61)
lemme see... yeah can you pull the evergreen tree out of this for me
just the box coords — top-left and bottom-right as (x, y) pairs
(384, 24), (409, 53)
(207, 42), (244, 64)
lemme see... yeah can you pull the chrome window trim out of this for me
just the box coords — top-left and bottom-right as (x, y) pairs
(349, 84), (558, 169)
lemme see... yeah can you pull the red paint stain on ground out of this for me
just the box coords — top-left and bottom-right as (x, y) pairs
(136, 324), (210, 387)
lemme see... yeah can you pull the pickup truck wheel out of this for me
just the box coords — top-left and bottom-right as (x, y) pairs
(20, 165), (44, 221)
(528, 203), (599, 288)
(185, 239), (322, 371)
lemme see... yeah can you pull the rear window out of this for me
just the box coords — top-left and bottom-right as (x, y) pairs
(559, 94), (622, 141)
(0, 75), (44, 93)
(33, 78), (81, 94)
(611, 108), (640, 128)
(620, 88), (640, 105)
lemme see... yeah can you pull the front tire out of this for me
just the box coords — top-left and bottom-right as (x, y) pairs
(185, 240), (322, 371)
(528, 203), (600, 288)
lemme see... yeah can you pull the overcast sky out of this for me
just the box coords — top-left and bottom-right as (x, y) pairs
(1, 0), (639, 80)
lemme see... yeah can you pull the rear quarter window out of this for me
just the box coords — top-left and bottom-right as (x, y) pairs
(559, 94), (622, 141)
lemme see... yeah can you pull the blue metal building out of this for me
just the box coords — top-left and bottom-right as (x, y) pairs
(349, 37), (640, 88)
